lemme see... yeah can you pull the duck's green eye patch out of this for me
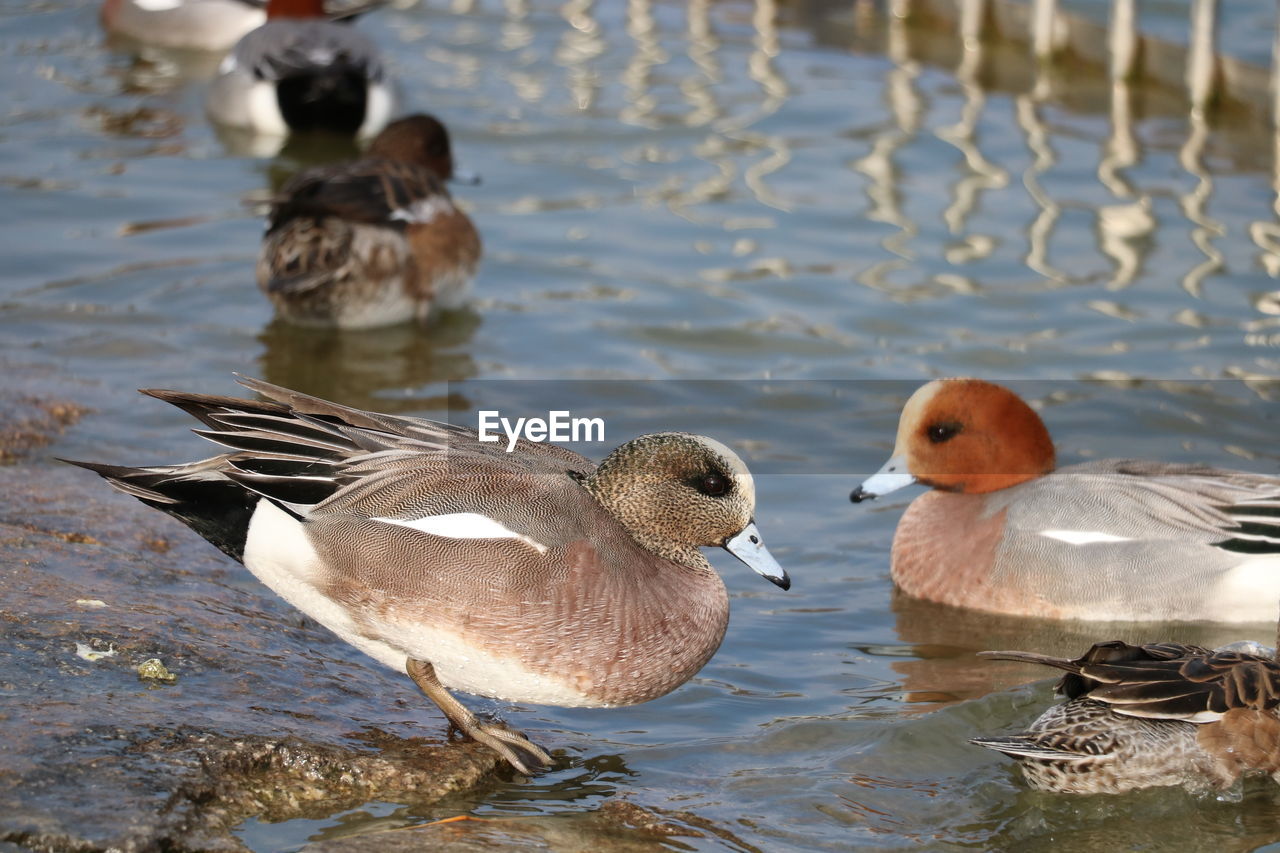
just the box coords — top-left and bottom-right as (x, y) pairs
(695, 472), (730, 497)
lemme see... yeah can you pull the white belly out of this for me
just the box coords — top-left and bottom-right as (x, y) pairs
(240, 500), (598, 706)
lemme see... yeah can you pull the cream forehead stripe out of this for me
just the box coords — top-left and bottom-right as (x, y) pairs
(893, 381), (946, 452)
(372, 513), (549, 554)
(695, 436), (755, 502)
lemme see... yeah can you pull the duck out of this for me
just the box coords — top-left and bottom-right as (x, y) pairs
(102, 0), (267, 52)
(971, 638), (1280, 794)
(257, 114), (481, 329)
(849, 378), (1280, 622)
(206, 0), (394, 144)
(100, 0), (376, 54)
(65, 376), (789, 773)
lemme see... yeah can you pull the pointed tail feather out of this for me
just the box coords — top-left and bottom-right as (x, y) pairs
(969, 736), (1095, 762)
(61, 456), (257, 563)
(139, 387), (290, 431)
(977, 650), (1083, 674)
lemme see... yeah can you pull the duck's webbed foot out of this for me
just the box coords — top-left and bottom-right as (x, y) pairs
(406, 657), (552, 775)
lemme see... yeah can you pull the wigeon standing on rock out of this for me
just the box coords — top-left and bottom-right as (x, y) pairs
(206, 0), (394, 145)
(851, 378), (1280, 622)
(257, 113), (481, 329)
(65, 376), (789, 773)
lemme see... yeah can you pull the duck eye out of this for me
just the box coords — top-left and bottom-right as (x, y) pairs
(927, 421), (962, 444)
(698, 473), (730, 496)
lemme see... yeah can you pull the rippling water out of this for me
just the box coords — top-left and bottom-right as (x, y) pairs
(5, 0), (1280, 849)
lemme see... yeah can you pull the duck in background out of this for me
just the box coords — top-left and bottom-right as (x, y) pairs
(972, 635), (1280, 794)
(102, 0), (266, 52)
(257, 113), (481, 329)
(65, 376), (789, 773)
(206, 0), (394, 150)
(850, 378), (1280, 622)
(101, 0), (378, 54)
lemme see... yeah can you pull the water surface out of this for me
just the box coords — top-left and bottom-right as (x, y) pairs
(4, 0), (1280, 849)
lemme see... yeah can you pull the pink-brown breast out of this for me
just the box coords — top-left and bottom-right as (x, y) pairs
(1197, 709), (1280, 784)
(890, 490), (1061, 617)
(405, 209), (481, 304)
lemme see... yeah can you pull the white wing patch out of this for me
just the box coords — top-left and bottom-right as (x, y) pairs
(372, 512), (548, 553)
(243, 80), (288, 136)
(133, 0), (183, 10)
(1039, 529), (1134, 546)
(358, 83), (394, 139)
(389, 196), (454, 225)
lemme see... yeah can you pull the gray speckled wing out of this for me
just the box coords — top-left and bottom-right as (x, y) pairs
(983, 460), (1280, 619)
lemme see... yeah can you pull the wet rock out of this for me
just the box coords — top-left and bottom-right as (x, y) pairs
(0, 396), (88, 464)
(0, 463), (507, 852)
(135, 658), (177, 683)
(299, 799), (762, 853)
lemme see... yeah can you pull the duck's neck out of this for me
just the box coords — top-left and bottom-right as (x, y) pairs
(581, 472), (707, 569)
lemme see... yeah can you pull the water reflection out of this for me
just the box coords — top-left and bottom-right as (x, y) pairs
(941, 11), (1007, 241)
(256, 313), (479, 412)
(852, 12), (921, 296)
(884, 594), (1276, 712)
(557, 0), (603, 112)
(1097, 74), (1154, 290)
(683, 0), (721, 127)
(105, 42), (226, 93)
(620, 0), (665, 127)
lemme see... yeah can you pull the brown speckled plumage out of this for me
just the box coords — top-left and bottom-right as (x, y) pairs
(258, 114), (481, 328)
(972, 640), (1280, 793)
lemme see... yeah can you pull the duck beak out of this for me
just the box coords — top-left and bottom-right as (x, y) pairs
(724, 521), (789, 590)
(450, 166), (482, 186)
(850, 454), (915, 503)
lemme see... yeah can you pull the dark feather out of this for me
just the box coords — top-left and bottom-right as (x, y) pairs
(61, 457), (258, 562)
(969, 736), (1095, 762)
(267, 159), (447, 233)
(225, 469), (339, 507)
(981, 640), (1280, 723)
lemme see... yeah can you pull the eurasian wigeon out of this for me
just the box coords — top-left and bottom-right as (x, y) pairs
(257, 113), (481, 329)
(66, 376), (788, 773)
(851, 379), (1280, 622)
(972, 638), (1280, 793)
(102, 0), (267, 52)
(102, 0), (379, 53)
(206, 0), (394, 145)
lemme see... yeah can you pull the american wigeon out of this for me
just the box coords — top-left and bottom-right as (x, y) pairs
(850, 379), (1280, 622)
(972, 639), (1280, 794)
(67, 377), (789, 773)
(258, 114), (481, 329)
(206, 0), (394, 143)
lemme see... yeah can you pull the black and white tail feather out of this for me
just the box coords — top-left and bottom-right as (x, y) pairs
(63, 375), (463, 561)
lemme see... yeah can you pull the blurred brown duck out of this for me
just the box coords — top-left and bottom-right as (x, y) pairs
(972, 639), (1280, 794)
(258, 114), (481, 329)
